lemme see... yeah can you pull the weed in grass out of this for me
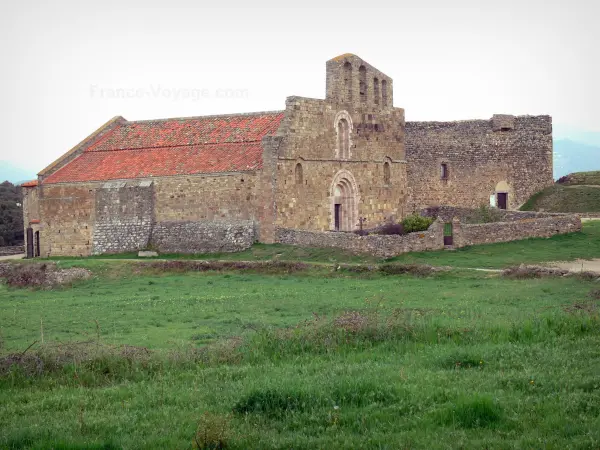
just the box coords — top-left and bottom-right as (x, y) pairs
(192, 412), (230, 450)
(439, 351), (484, 370)
(438, 395), (503, 428)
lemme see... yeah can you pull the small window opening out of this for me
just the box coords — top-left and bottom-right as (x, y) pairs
(337, 118), (350, 159)
(381, 79), (388, 106)
(373, 78), (380, 105)
(383, 162), (391, 185)
(343, 62), (353, 102)
(441, 163), (449, 180)
(359, 66), (367, 102)
(295, 163), (303, 185)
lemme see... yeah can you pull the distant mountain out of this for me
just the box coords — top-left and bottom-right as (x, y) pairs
(553, 139), (600, 180)
(0, 161), (36, 184)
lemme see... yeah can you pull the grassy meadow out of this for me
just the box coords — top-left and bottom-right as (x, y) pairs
(1, 223), (599, 449)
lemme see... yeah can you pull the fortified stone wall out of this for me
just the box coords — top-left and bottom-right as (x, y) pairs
(406, 115), (553, 211)
(92, 181), (154, 255)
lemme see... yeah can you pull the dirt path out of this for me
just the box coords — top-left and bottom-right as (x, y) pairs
(0, 254), (25, 261)
(549, 259), (600, 274)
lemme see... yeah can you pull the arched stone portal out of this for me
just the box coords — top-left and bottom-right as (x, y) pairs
(330, 170), (360, 231)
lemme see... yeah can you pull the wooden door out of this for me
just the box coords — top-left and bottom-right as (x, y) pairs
(35, 231), (40, 257)
(26, 228), (33, 258)
(443, 223), (453, 246)
(497, 193), (508, 210)
(334, 204), (341, 231)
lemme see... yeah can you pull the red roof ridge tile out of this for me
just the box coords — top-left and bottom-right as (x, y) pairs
(124, 110), (284, 125)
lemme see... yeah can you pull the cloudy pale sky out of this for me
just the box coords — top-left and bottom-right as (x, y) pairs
(1, 0), (598, 173)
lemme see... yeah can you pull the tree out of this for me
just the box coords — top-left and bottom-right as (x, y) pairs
(0, 181), (24, 246)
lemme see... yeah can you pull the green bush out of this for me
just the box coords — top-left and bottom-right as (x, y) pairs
(402, 214), (435, 233)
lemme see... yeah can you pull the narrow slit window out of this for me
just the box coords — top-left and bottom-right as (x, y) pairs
(359, 66), (367, 102)
(383, 162), (391, 185)
(295, 163), (303, 185)
(441, 163), (449, 180)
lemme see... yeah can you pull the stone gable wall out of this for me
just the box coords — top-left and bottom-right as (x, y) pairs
(273, 96), (409, 232)
(406, 116), (553, 211)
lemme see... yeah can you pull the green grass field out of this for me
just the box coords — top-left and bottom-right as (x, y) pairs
(1, 223), (600, 449)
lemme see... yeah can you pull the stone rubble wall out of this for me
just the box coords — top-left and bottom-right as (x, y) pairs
(150, 220), (256, 254)
(39, 184), (97, 257)
(0, 246), (25, 256)
(276, 214), (581, 258)
(276, 221), (444, 258)
(454, 214), (582, 247)
(92, 181), (154, 255)
(406, 116), (553, 211)
(420, 206), (565, 223)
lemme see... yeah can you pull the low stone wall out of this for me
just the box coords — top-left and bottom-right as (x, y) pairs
(151, 220), (256, 254)
(276, 214), (582, 257)
(276, 221), (444, 258)
(0, 245), (24, 256)
(454, 214), (582, 247)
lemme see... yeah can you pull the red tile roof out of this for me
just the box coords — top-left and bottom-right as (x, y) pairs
(44, 112), (284, 184)
(21, 180), (38, 187)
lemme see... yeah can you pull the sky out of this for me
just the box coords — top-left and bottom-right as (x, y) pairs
(0, 0), (598, 174)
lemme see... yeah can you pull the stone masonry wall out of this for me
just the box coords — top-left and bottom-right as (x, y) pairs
(151, 220), (255, 253)
(406, 116), (553, 211)
(153, 173), (258, 222)
(276, 214), (581, 258)
(454, 214), (582, 247)
(420, 206), (562, 223)
(276, 221), (444, 258)
(92, 181), (154, 255)
(39, 184), (97, 257)
(274, 93), (408, 232)
(22, 186), (40, 255)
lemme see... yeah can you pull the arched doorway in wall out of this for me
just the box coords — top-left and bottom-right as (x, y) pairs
(494, 180), (511, 210)
(330, 170), (359, 231)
